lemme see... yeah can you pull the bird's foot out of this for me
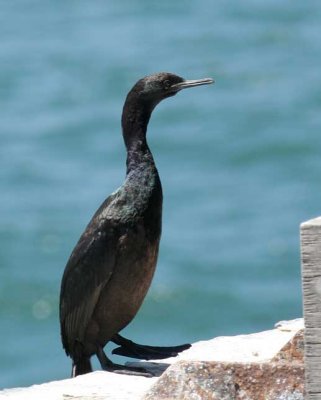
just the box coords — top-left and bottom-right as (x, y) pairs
(96, 346), (154, 377)
(111, 334), (191, 360)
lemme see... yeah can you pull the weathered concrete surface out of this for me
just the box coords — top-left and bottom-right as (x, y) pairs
(272, 329), (304, 363)
(0, 371), (158, 400)
(0, 319), (304, 400)
(143, 320), (305, 400)
(143, 361), (304, 400)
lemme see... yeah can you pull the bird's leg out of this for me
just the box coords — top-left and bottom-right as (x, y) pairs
(96, 346), (153, 377)
(111, 334), (191, 360)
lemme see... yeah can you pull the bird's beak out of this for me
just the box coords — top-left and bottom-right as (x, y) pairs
(171, 78), (214, 90)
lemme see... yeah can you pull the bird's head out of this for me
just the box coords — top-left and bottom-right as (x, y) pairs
(133, 72), (214, 106)
(122, 72), (214, 149)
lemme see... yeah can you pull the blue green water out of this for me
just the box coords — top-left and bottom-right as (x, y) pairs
(1, 0), (321, 388)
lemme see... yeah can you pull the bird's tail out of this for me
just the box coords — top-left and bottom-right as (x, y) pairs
(72, 357), (92, 377)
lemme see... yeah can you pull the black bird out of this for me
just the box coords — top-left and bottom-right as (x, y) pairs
(59, 72), (214, 377)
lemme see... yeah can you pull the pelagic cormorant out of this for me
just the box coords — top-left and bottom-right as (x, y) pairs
(59, 72), (214, 377)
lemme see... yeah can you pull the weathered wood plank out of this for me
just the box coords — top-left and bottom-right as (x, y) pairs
(301, 217), (321, 399)
(305, 345), (321, 357)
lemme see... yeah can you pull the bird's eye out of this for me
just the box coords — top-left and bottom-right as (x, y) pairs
(163, 80), (171, 90)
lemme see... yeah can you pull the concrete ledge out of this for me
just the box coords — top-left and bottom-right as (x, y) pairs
(0, 319), (304, 400)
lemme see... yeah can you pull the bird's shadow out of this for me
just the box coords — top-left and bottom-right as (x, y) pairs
(126, 361), (170, 377)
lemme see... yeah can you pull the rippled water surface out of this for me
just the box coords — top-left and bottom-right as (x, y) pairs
(1, 0), (321, 388)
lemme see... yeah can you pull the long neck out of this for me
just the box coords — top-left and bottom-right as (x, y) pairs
(121, 92), (156, 174)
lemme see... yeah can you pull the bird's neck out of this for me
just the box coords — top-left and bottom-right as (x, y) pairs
(121, 95), (156, 174)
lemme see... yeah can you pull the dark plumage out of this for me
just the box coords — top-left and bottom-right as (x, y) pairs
(59, 72), (214, 377)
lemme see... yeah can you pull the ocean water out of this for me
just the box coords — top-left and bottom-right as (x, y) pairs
(1, 0), (321, 389)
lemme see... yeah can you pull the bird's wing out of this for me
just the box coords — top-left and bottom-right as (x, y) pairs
(59, 193), (119, 355)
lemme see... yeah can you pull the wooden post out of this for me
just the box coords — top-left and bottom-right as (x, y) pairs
(301, 217), (321, 399)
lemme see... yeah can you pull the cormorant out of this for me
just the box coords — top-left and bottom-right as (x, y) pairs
(59, 72), (214, 377)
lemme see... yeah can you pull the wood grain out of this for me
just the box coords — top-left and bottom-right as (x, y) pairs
(301, 217), (321, 399)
